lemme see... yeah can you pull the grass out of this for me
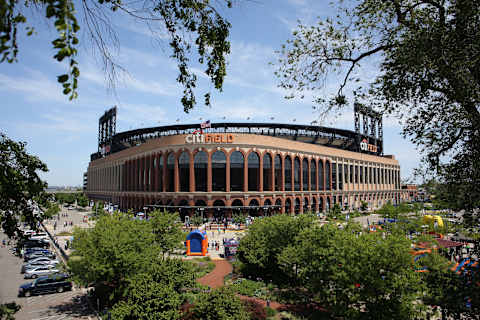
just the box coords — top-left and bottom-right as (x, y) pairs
(55, 231), (73, 236)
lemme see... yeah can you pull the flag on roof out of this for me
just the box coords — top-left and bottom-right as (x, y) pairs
(201, 120), (211, 129)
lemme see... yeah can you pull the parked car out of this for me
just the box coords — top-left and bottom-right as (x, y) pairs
(24, 250), (55, 261)
(21, 260), (59, 273)
(27, 256), (59, 265)
(25, 247), (52, 255)
(18, 274), (72, 297)
(29, 232), (49, 241)
(24, 265), (59, 279)
(22, 239), (49, 249)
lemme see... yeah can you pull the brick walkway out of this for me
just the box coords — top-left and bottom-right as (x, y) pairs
(197, 260), (232, 288)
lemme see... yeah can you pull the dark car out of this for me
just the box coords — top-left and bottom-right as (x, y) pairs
(25, 248), (51, 255)
(18, 273), (72, 297)
(22, 239), (49, 249)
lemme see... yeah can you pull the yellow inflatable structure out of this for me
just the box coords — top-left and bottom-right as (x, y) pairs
(423, 215), (444, 228)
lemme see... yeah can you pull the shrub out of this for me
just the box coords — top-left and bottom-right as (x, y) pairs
(242, 300), (267, 320)
(230, 279), (265, 297)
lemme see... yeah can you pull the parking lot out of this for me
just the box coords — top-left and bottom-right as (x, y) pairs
(0, 236), (95, 320)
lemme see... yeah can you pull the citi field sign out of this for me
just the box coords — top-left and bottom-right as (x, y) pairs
(185, 130), (234, 144)
(360, 139), (378, 153)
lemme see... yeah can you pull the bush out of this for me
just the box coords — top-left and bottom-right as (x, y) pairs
(230, 279), (265, 297)
(243, 300), (267, 320)
(265, 306), (276, 317)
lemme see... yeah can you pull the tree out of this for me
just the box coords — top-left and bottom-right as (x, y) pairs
(376, 201), (399, 220)
(236, 214), (314, 282)
(0, 133), (48, 238)
(360, 201), (368, 212)
(1, 0), (233, 111)
(190, 214), (203, 227)
(278, 223), (423, 319)
(77, 194), (88, 208)
(274, 0), (480, 208)
(419, 252), (480, 320)
(188, 287), (249, 320)
(44, 202), (60, 219)
(149, 210), (184, 259)
(0, 302), (21, 320)
(69, 212), (158, 305)
(110, 259), (196, 320)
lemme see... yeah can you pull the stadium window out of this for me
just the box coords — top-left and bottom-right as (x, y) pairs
(230, 151), (244, 191)
(212, 151), (226, 191)
(194, 151), (208, 192)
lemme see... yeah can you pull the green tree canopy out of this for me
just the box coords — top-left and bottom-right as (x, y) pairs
(1, 0), (233, 111)
(69, 212), (158, 303)
(149, 210), (184, 259)
(0, 133), (48, 238)
(275, 0), (480, 210)
(236, 214), (314, 282)
(188, 287), (249, 320)
(278, 223), (423, 319)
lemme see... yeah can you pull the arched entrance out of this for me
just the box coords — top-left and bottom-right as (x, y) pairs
(285, 198), (292, 214)
(312, 197), (317, 213)
(263, 199), (272, 216)
(231, 199), (244, 216)
(248, 199), (260, 216)
(275, 198), (282, 214)
(303, 197), (309, 213)
(294, 197), (301, 215)
(213, 199), (225, 221)
(178, 199), (189, 222)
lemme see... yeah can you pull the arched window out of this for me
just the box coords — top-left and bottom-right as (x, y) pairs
(212, 151), (226, 191)
(302, 158), (309, 191)
(311, 161), (317, 191)
(178, 152), (190, 192)
(167, 153), (175, 192)
(325, 161), (331, 191)
(194, 151), (208, 192)
(248, 152), (260, 191)
(294, 157), (301, 191)
(230, 151), (244, 191)
(312, 197), (317, 213)
(274, 155), (282, 191)
(284, 156), (292, 191)
(158, 154), (163, 192)
(318, 160), (324, 191)
(263, 153), (272, 191)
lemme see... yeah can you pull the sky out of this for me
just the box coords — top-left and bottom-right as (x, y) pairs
(0, 0), (421, 187)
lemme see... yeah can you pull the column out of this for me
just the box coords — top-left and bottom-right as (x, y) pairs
(243, 153), (248, 193)
(259, 153), (264, 192)
(226, 153), (230, 192)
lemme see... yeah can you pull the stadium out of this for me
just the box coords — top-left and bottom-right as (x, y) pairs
(85, 106), (409, 219)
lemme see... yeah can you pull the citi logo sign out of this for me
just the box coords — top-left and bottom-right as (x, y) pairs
(185, 131), (234, 144)
(360, 139), (378, 153)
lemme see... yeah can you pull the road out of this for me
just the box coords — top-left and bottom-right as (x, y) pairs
(0, 236), (95, 320)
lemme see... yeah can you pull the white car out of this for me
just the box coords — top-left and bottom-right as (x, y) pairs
(24, 266), (59, 279)
(29, 232), (49, 241)
(28, 257), (59, 265)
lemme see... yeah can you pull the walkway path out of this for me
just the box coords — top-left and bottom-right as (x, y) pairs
(197, 260), (232, 288)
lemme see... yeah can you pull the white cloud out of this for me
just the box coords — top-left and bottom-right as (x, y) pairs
(0, 71), (65, 103)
